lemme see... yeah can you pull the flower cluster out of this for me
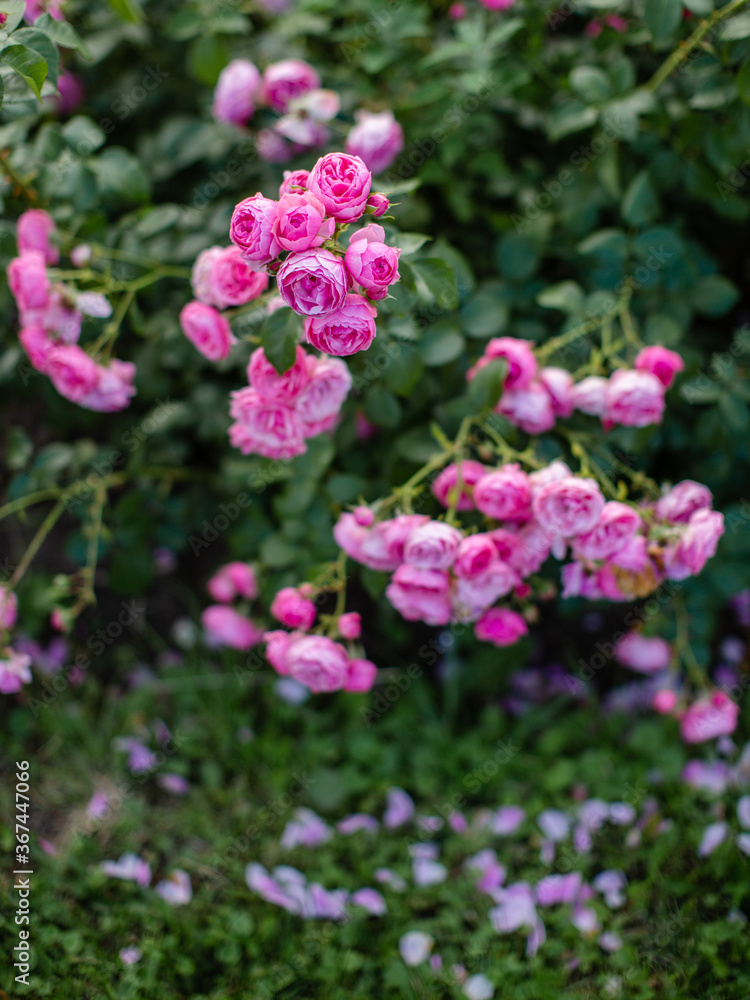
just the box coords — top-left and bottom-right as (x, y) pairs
(200, 562), (264, 651)
(228, 345), (351, 459)
(213, 57), (403, 173)
(9, 211), (136, 412)
(101, 852), (192, 906)
(0, 586), (32, 695)
(331, 467), (723, 647)
(467, 338), (683, 434)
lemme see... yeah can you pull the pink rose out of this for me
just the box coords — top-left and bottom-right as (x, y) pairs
(615, 633), (671, 673)
(180, 301), (235, 361)
(46, 345), (99, 403)
(453, 534), (502, 579)
(295, 355), (352, 433)
(366, 193), (390, 217)
(572, 501), (643, 561)
(609, 534), (649, 572)
(191, 246), (269, 308)
(345, 658), (377, 692)
(282, 634), (350, 692)
(333, 513), (369, 564)
(273, 192), (334, 253)
(21, 288), (81, 343)
(539, 367), (574, 417)
(498, 382), (556, 434)
(279, 169), (310, 197)
(474, 608), (528, 646)
(432, 461), (487, 511)
(17, 209), (58, 264)
(275, 114), (330, 148)
(0, 649), (32, 693)
(468, 337), (537, 389)
(359, 515), (429, 572)
(403, 521), (463, 571)
(635, 346), (684, 389)
(307, 152), (372, 223)
(305, 293), (377, 356)
(486, 528), (523, 566)
(663, 509), (724, 580)
(212, 59), (262, 126)
(652, 690), (677, 714)
(207, 562), (258, 603)
(262, 59), (320, 113)
(8, 252), (50, 311)
(256, 128), (293, 163)
(480, 0), (516, 8)
(344, 225), (401, 300)
(264, 629), (293, 674)
(338, 612), (361, 640)
(345, 110), (404, 176)
(24, 0), (64, 22)
(533, 476), (605, 537)
(78, 359), (137, 412)
(55, 70), (84, 115)
(605, 370), (665, 428)
(230, 194), (280, 266)
(505, 521), (555, 577)
(289, 88), (340, 122)
(473, 465), (532, 521)
(0, 587), (18, 629)
(19, 324), (53, 370)
(655, 480), (712, 524)
(271, 587), (317, 630)
(248, 345), (313, 404)
(229, 388), (306, 459)
(386, 564), (452, 626)
(681, 692), (739, 744)
(528, 460), (572, 499)
(202, 605), (263, 650)
(571, 376), (608, 416)
(454, 563), (518, 616)
(276, 248), (348, 317)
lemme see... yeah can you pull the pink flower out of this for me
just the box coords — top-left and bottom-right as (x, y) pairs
(0, 649), (32, 693)
(25, 0), (65, 22)
(280, 634), (350, 692)
(273, 192), (334, 253)
(207, 562), (258, 603)
(571, 376), (608, 416)
(279, 169), (311, 196)
(357, 515), (429, 572)
(45, 345), (100, 403)
(229, 389), (306, 459)
(248, 345), (313, 404)
(338, 612), (361, 639)
(333, 513), (369, 563)
(8, 252), (50, 311)
(528, 463), (574, 503)
(449, 3), (467, 18)
(454, 563), (518, 616)
(681, 692), (739, 743)
(403, 520), (462, 571)
(480, 0), (516, 8)
(305, 293), (377, 356)
(271, 587), (316, 630)
(615, 633), (671, 673)
(635, 346), (684, 388)
(230, 194), (280, 266)
(281, 807), (332, 849)
(295, 355), (352, 433)
(655, 480), (713, 524)
(180, 302), (235, 361)
(344, 225), (401, 300)
(191, 246), (269, 308)
(653, 689), (678, 714)
(276, 248), (348, 317)
(533, 476), (605, 538)
(474, 465), (532, 521)
(212, 59), (262, 126)
(351, 887), (386, 914)
(256, 128), (293, 163)
(469, 337), (537, 389)
(155, 869), (192, 906)
(663, 508), (724, 580)
(399, 931), (434, 965)
(386, 565), (452, 625)
(345, 658), (377, 692)
(605, 370), (665, 428)
(307, 152), (372, 223)
(432, 460), (487, 511)
(539, 367), (574, 417)
(101, 853), (151, 887)
(535, 872), (582, 907)
(119, 946), (142, 966)
(498, 382), (557, 435)
(505, 521), (554, 576)
(384, 786), (415, 828)
(474, 607), (528, 646)
(0, 587), (18, 630)
(55, 71), (84, 115)
(202, 605), (263, 650)
(366, 193), (390, 217)
(262, 59), (320, 113)
(572, 501), (643, 561)
(698, 821), (728, 858)
(345, 110), (404, 176)
(76, 358), (136, 413)
(453, 534), (501, 579)
(17, 209), (58, 264)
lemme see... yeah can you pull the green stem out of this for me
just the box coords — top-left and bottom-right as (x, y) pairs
(0, 489), (64, 521)
(536, 293), (624, 362)
(8, 500), (66, 589)
(80, 485), (106, 605)
(0, 152), (38, 203)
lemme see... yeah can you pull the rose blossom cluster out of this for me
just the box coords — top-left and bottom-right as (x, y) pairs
(467, 338), (683, 434)
(213, 57), (403, 173)
(9, 210), (136, 412)
(228, 342), (352, 459)
(179, 245), (269, 362)
(229, 153), (399, 355)
(0, 586), (33, 696)
(331, 464), (723, 647)
(201, 562), (264, 651)
(264, 584), (375, 694)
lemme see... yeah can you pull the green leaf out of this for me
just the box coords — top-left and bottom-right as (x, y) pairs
(496, 234), (539, 281)
(468, 358), (507, 411)
(0, 2), (25, 33)
(719, 392), (749, 431)
(569, 66), (612, 103)
(461, 289), (509, 338)
(537, 281), (585, 314)
(91, 147), (150, 203)
(187, 34), (229, 86)
(691, 275), (739, 316)
(107, 0), (143, 23)
(394, 232), (431, 256)
(682, 0), (713, 11)
(0, 72), (4, 110)
(738, 61), (750, 105)
(419, 319), (464, 366)
(1, 42), (47, 101)
(384, 259), (417, 317)
(548, 102), (598, 143)
(364, 384), (401, 427)
(11, 28), (57, 87)
(622, 170), (658, 226)
(33, 14), (92, 59)
(721, 12), (750, 40)
(259, 307), (302, 375)
(412, 258), (459, 310)
(644, 0), (682, 45)
(62, 115), (106, 154)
